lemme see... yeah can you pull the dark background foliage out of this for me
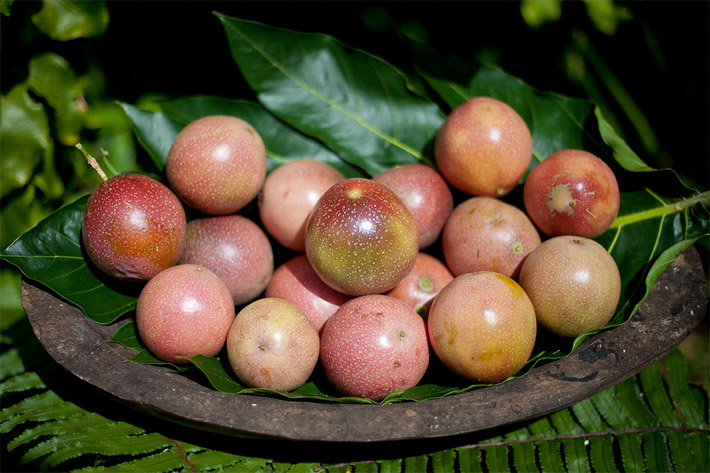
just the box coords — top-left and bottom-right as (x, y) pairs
(4, 0), (708, 180)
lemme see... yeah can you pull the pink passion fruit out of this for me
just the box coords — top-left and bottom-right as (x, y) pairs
(435, 96), (532, 197)
(523, 149), (620, 238)
(82, 173), (186, 282)
(320, 294), (429, 401)
(427, 271), (537, 384)
(305, 178), (419, 296)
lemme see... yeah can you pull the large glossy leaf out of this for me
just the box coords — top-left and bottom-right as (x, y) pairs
(0, 196), (139, 324)
(120, 96), (364, 177)
(216, 13), (445, 176)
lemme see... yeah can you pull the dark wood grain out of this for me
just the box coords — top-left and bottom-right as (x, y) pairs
(22, 247), (707, 442)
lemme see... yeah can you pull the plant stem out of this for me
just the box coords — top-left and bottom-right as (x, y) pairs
(609, 190), (710, 230)
(75, 143), (108, 182)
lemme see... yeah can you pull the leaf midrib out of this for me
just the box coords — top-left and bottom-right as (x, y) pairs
(221, 17), (432, 164)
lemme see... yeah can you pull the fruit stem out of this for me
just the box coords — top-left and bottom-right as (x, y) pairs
(75, 143), (108, 181)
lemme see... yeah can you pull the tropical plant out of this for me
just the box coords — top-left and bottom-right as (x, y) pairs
(1, 1), (708, 471)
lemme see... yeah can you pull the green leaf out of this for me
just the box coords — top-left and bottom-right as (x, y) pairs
(403, 454), (428, 473)
(0, 195), (139, 324)
(216, 14), (445, 176)
(430, 449), (455, 473)
(31, 0), (109, 41)
(639, 362), (681, 428)
(595, 106), (696, 189)
(0, 84), (52, 198)
(666, 349), (707, 429)
(184, 355), (244, 394)
(27, 52), (87, 145)
(641, 431), (672, 473)
(456, 448), (483, 473)
(118, 102), (182, 172)
(528, 417), (566, 471)
(481, 439), (509, 472)
(550, 409), (591, 473)
(506, 427), (538, 473)
(120, 96), (365, 178)
(106, 320), (142, 350)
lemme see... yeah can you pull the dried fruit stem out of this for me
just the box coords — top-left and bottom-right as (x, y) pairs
(75, 143), (108, 182)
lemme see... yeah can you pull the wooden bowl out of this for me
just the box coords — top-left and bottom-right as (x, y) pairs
(21, 247), (707, 442)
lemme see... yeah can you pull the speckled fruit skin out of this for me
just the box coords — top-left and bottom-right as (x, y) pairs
(305, 178), (419, 296)
(320, 295), (429, 401)
(258, 160), (344, 252)
(427, 271), (537, 384)
(523, 149), (620, 238)
(265, 254), (351, 334)
(179, 215), (273, 306)
(434, 96), (532, 197)
(226, 298), (320, 392)
(386, 252), (453, 319)
(374, 163), (454, 249)
(166, 115), (267, 215)
(82, 173), (186, 281)
(518, 235), (621, 338)
(136, 264), (235, 363)
(442, 196), (541, 279)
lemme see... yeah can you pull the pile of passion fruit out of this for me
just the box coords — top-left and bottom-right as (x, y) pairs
(82, 96), (621, 402)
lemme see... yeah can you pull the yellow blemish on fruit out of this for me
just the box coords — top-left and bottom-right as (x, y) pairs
(347, 188), (363, 199)
(478, 346), (502, 361)
(546, 183), (577, 216)
(494, 273), (525, 299)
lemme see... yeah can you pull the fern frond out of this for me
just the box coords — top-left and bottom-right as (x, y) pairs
(480, 437), (509, 472)
(550, 409), (591, 473)
(667, 350), (707, 429)
(186, 448), (254, 471)
(1, 347), (30, 381)
(614, 377), (657, 428)
(77, 442), (197, 473)
(403, 454), (427, 473)
(640, 431), (672, 473)
(639, 362), (681, 428)
(0, 390), (84, 434)
(667, 430), (693, 472)
(42, 431), (181, 470)
(9, 411), (117, 450)
(618, 432), (645, 473)
(429, 449), (455, 473)
(527, 417), (566, 473)
(0, 371), (46, 394)
(21, 421), (145, 465)
(590, 435), (620, 473)
(375, 458), (404, 473)
(455, 448), (483, 473)
(505, 427), (538, 473)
